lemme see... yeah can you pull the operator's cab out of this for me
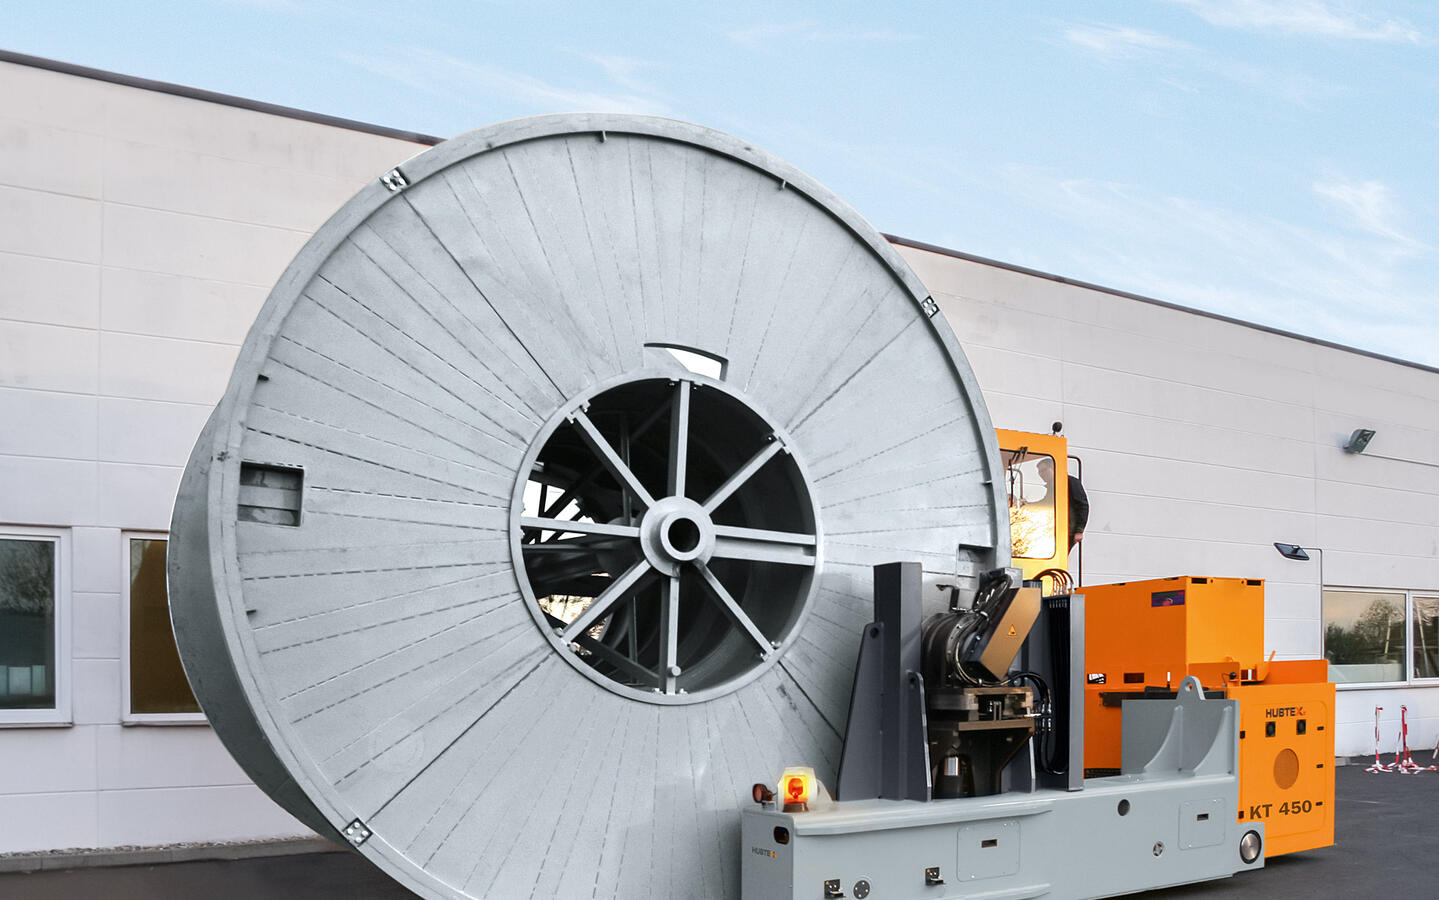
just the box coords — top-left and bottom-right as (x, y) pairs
(996, 428), (1073, 583)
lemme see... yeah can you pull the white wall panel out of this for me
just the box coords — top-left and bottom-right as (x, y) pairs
(103, 136), (379, 233)
(101, 267), (265, 344)
(1324, 551), (1439, 594)
(0, 386), (97, 460)
(0, 320), (98, 394)
(0, 62), (109, 133)
(1264, 581), (1318, 621)
(70, 526), (121, 592)
(0, 115), (104, 198)
(1094, 292), (1318, 374)
(71, 658), (121, 726)
(1316, 513), (1436, 560)
(1080, 448), (1315, 513)
(0, 791), (99, 853)
(1322, 345), (1439, 400)
(96, 726), (250, 791)
(0, 183), (101, 262)
(101, 87), (419, 181)
(1101, 493), (1313, 548)
(910, 251), (1105, 322)
(1316, 455), (1438, 503)
(1064, 319), (1317, 402)
(1062, 361), (1315, 441)
(98, 332), (238, 405)
(934, 293), (1067, 361)
(1265, 618), (1322, 658)
(0, 727), (99, 795)
(102, 203), (308, 287)
(982, 391), (1068, 435)
(73, 591), (122, 660)
(98, 397), (211, 467)
(96, 784), (309, 847)
(1318, 376), (1439, 430)
(1062, 406), (1316, 476)
(962, 342), (1064, 400)
(0, 455), (97, 525)
(1316, 479), (1439, 530)
(1075, 532), (1293, 585)
(0, 252), (100, 328)
(94, 463), (183, 531)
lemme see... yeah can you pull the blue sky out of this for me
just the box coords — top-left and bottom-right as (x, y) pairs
(7, 0), (1437, 366)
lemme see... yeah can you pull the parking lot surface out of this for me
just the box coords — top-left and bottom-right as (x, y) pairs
(0, 764), (1432, 898)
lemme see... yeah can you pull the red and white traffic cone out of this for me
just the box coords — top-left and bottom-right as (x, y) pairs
(1366, 706), (1393, 773)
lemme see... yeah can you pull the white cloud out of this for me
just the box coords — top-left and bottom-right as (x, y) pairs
(996, 166), (1438, 366)
(1064, 23), (1190, 60)
(1059, 20), (1339, 107)
(722, 22), (918, 48)
(1313, 178), (1427, 249)
(1167, 0), (1423, 43)
(1201, 57), (1338, 107)
(580, 54), (661, 94)
(337, 49), (669, 115)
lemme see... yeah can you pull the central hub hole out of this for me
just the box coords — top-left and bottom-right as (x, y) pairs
(666, 516), (701, 554)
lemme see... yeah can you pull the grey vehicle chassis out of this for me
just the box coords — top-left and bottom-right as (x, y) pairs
(743, 681), (1262, 899)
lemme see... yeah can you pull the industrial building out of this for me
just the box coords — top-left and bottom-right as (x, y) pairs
(1, 49), (1436, 856)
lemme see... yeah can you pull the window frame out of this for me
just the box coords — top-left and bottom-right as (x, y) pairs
(121, 531), (206, 725)
(0, 526), (71, 727)
(1323, 585), (1439, 690)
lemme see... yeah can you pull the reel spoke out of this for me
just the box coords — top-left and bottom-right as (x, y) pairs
(560, 558), (656, 643)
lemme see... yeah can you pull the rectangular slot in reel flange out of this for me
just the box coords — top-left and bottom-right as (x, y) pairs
(238, 462), (304, 526)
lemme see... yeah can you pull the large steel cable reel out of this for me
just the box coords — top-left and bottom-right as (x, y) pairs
(168, 114), (1008, 899)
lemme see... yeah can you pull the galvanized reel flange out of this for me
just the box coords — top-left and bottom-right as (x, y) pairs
(168, 114), (1008, 899)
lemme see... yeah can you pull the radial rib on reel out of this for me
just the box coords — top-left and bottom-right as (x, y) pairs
(168, 114), (1009, 899)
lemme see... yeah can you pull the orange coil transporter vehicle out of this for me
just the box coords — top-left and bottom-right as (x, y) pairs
(996, 430), (1335, 858)
(1082, 577), (1335, 857)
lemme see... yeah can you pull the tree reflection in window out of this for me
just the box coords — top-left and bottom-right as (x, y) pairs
(0, 538), (56, 710)
(1322, 589), (1404, 683)
(1414, 597), (1439, 680)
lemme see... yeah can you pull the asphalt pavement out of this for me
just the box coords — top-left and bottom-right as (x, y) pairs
(0, 763), (1432, 899)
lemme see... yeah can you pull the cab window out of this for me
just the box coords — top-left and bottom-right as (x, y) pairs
(1004, 449), (1057, 560)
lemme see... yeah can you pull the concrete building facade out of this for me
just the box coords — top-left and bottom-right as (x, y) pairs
(1, 52), (1435, 854)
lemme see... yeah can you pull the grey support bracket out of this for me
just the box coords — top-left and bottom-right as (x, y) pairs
(835, 562), (931, 802)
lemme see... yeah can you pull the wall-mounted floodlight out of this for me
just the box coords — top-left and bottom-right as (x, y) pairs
(1273, 542), (1310, 561)
(1343, 428), (1376, 454)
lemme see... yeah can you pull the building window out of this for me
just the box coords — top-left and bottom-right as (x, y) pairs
(1414, 596), (1439, 681)
(1323, 587), (1439, 687)
(124, 535), (203, 722)
(0, 528), (70, 725)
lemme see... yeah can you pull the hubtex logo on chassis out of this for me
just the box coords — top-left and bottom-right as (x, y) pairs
(1266, 706), (1304, 718)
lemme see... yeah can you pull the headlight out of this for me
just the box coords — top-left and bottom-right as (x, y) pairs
(1239, 829), (1262, 864)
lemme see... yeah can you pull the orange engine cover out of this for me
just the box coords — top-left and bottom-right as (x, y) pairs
(1082, 576), (1335, 856)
